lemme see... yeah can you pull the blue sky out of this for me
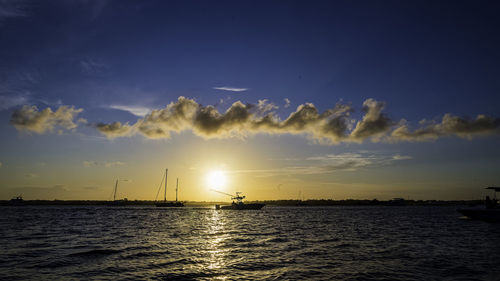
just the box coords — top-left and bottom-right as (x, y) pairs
(0, 0), (499, 200)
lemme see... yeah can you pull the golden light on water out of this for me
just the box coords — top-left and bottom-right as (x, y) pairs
(206, 170), (228, 190)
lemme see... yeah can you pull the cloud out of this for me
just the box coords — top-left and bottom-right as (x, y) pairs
(80, 58), (110, 76)
(10, 105), (86, 134)
(94, 96), (499, 144)
(307, 152), (411, 172)
(233, 152), (412, 177)
(392, 154), (413, 160)
(83, 160), (125, 168)
(0, 69), (39, 110)
(257, 99), (278, 115)
(0, 95), (28, 111)
(95, 96), (352, 141)
(390, 114), (500, 142)
(0, 0), (28, 21)
(350, 99), (392, 141)
(284, 98), (291, 108)
(109, 105), (151, 117)
(104, 161), (124, 167)
(95, 121), (135, 139)
(83, 161), (97, 167)
(213, 86), (249, 92)
(24, 173), (39, 178)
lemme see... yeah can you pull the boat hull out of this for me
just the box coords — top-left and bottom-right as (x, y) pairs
(155, 202), (185, 207)
(9, 199), (24, 206)
(107, 200), (129, 206)
(458, 208), (500, 222)
(216, 203), (265, 210)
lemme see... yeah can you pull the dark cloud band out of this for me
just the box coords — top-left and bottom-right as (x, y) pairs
(9, 97), (498, 143)
(94, 96), (500, 143)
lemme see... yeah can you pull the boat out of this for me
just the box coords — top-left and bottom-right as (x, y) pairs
(155, 169), (184, 207)
(457, 187), (500, 222)
(213, 190), (265, 210)
(108, 179), (129, 206)
(9, 195), (25, 206)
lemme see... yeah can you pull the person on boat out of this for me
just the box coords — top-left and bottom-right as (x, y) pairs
(486, 196), (492, 208)
(492, 198), (499, 209)
(485, 196), (498, 209)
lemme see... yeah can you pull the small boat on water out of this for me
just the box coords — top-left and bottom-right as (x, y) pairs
(108, 179), (129, 206)
(10, 195), (24, 206)
(458, 187), (500, 222)
(213, 190), (265, 210)
(155, 169), (184, 207)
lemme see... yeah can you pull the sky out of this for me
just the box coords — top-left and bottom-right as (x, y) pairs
(0, 0), (499, 201)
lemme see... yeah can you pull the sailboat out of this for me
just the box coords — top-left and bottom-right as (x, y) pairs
(109, 179), (129, 206)
(155, 168), (184, 207)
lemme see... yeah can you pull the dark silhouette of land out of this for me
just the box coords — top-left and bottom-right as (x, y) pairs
(0, 198), (484, 206)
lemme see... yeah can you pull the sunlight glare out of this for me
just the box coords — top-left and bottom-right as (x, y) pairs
(206, 170), (227, 189)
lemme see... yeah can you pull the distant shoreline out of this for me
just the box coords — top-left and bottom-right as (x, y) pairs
(0, 199), (484, 206)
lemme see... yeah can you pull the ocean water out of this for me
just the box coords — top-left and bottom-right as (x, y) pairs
(1, 206), (499, 281)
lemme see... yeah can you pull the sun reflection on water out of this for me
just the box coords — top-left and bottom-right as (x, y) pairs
(202, 210), (229, 279)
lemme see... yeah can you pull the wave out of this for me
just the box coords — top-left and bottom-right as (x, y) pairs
(68, 248), (122, 258)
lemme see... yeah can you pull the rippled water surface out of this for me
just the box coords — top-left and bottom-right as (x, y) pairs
(1, 206), (500, 280)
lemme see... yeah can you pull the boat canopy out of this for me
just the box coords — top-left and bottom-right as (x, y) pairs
(486, 187), (500, 192)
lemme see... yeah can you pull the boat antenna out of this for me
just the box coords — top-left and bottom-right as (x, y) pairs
(211, 189), (234, 197)
(113, 179), (118, 201)
(211, 189), (245, 203)
(176, 178), (179, 202)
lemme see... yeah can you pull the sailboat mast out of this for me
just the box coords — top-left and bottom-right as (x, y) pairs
(114, 179), (118, 201)
(176, 178), (178, 202)
(164, 168), (168, 202)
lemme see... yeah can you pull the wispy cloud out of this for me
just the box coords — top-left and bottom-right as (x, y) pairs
(0, 69), (39, 110)
(0, 0), (29, 21)
(0, 94), (28, 111)
(306, 152), (412, 171)
(10, 105), (86, 134)
(257, 99), (278, 115)
(213, 86), (249, 92)
(94, 96), (500, 143)
(80, 58), (110, 76)
(109, 105), (151, 117)
(392, 154), (412, 160)
(232, 152), (412, 177)
(284, 98), (291, 108)
(83, 160), (125, 168)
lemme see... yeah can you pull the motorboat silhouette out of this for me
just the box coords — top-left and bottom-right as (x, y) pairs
(213, 190), (265, 210)
(10, 195), (24, 206)
(458, 187), (500, 222)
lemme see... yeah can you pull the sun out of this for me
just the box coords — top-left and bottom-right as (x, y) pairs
(206, 170), (227, 190)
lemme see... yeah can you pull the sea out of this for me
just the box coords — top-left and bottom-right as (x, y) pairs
(1, 206), (499, 281)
